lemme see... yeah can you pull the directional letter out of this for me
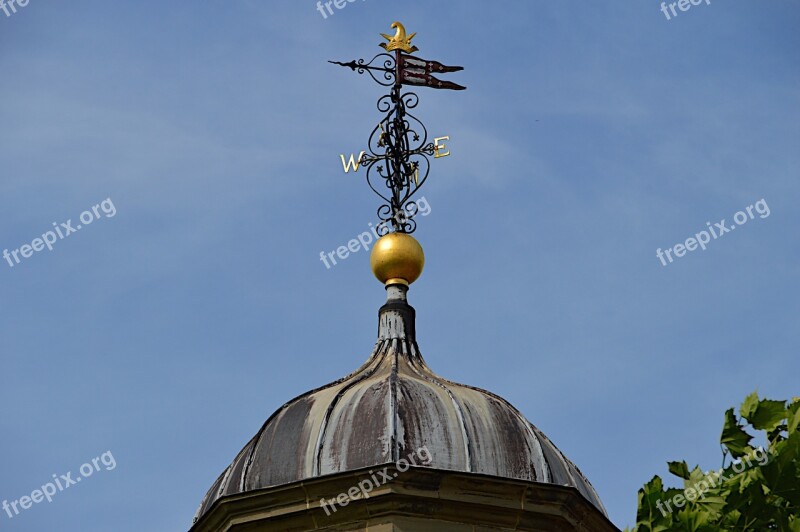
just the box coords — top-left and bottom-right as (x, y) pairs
(340, 151), (366, 173)
(433, 136), (450, 158)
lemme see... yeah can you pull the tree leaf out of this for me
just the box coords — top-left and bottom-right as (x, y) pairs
(721, 408), (752, 458)
(741, 391), (760, 421)
(788, 400), (800, 434)
(668, 460), (691, 480)
(632, 394), (800, 531)
(748, 398), (787, 432)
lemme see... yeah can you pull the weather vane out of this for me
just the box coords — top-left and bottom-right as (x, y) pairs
(330, 21), (465, 234)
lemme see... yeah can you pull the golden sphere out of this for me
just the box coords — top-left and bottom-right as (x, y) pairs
(370, 232), (425, 286)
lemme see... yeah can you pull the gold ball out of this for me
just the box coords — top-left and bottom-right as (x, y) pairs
(370, 232), (425, 286)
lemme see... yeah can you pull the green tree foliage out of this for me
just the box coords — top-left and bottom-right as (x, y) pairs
(627, 393), (800, 531)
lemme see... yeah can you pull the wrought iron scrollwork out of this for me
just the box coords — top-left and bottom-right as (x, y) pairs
(328, 54), (395, 87)
(331, 26), (464, 234)
(358, 85), (435, 234)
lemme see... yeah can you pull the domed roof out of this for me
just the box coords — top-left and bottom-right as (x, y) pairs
(194, 285), (606, 522)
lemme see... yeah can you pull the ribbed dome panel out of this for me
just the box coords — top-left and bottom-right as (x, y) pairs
(194, 288), (607, 523)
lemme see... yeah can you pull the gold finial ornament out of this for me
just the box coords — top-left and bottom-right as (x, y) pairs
(370, 232), (425, 286)
(379, 22), (419, 53)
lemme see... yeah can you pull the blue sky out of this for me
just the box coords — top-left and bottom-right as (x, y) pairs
(1, 1), (798, 530)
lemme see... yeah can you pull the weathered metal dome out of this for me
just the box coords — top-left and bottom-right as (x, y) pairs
(194, 285), (606, 522)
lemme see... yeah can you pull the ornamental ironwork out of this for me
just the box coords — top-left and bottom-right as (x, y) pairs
(330, 22), (465, 234)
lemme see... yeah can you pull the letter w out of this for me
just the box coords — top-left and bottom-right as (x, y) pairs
(340, 151), (365, 173)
